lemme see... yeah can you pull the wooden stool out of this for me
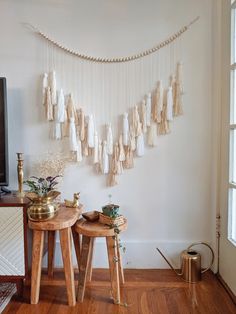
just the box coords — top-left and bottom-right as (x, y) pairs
(75, 218), (127, 304)
(28, 205), (83, 306)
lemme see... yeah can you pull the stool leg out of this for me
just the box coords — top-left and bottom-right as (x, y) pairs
(48, 230), (56, 278)
(87, 237), (95, 282)
(106, 236), (120, 304)
(72, 225), (81, 269)
(77, 236), (93, 302)
(116, 236), (125, 284)
(59, 228), (76, 306)
(31, 230), (44, 304)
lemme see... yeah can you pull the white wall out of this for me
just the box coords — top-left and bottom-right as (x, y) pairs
(0, 0), (217, 269)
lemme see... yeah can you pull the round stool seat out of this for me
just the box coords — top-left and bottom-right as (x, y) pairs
(28, 205), (82, 231)
(75, 217), (127, 237)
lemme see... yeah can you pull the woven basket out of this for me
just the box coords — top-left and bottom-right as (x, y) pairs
(99, 213), (124, 226)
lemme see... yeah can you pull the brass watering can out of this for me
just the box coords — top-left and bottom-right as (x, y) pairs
(157, 242), (214, 283)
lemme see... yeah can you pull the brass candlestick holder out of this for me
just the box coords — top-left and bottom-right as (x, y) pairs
(17, 152), (24, 197)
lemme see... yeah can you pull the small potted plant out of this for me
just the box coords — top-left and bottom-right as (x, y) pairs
(99, 195), (124, 227)
(24, 175), (62, 221)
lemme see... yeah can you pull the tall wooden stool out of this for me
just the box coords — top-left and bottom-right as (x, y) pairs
(75, 218), (127, 304)
(28, 205), (83, 306)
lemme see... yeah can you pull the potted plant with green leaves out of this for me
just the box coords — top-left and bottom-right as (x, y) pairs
(24, 175), (62, 221)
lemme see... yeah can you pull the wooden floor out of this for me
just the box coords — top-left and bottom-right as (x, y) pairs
(3, 269), (236, 314)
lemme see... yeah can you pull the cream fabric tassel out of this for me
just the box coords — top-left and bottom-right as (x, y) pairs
(49, 71), (57, 105)
(166, 86), (173, 121)
(42, 73), (48, 106)
(133, 105), (142, 137)
(123, 146), (134, 169)
(156, 81), (164, 123)
(106, 123), (113, 155)
(102, 141), (109, 174)
(136, 132), (145, 157)
(174, 62), (183, 116)
(53, 105), (61, 140)
(118, 135), (126, 162)
(141, 100), (147, 134)
(45, 87), (53, 121)
(57, 89), (65, 123)
(93, 131), (99, 164)
(122, 112), (129, 146)
(146, 93), (152, 127)
(69, 117), (78, 151)
(76, 139), (83, 162)
(87, 115), (95, 148)
(129, 126), (136, 151)
(147, 122), (156, 147)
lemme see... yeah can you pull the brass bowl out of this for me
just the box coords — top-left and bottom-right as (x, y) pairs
(26, 191), (61, 222)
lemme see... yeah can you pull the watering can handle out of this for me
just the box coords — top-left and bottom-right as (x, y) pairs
(187, 242), (214, 274)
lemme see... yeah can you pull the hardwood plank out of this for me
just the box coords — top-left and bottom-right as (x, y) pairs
(4, 270), (236, 314)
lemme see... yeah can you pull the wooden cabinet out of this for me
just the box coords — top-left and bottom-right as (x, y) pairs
(0, 195), (30, 295)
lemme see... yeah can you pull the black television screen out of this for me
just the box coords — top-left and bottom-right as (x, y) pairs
(0, 77), (9, 187)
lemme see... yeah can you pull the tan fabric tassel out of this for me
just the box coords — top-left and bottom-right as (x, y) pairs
(82, 124), (89, 157)
(173, 62), (183, 116)
(140, 100), (147, 134)
(45, 87), (53, 121)
(129, 126), (136, 151)
(156, 81), (164, 123)
(118, 135), (126, 162)
(62, 107), (69, 137)
(107, 142), (119, 186)
(49, 71), (57, 105)
(78, 108), (85, 141)
(123, 146), (134, 169)
(67, 94), (79, 125)
(158, 90), (170, 135)
(42, 73), (48, 106)
(170, 75), (176, 111)
(147, 122), (156, 147)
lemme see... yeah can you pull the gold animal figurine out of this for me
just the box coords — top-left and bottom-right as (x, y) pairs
(64, 192), (80, 208)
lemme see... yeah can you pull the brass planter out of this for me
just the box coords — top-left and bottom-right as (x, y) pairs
(26, 191), (61, 221)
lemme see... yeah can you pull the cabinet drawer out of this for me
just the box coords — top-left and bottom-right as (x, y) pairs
(0, 207), (25, 276)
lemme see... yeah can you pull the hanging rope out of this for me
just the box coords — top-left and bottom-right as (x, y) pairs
(24, 16), (199, 63)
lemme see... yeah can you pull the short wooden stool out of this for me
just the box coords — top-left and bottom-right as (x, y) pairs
(28, 205), (83, 306)
(75, 218), (127, 304)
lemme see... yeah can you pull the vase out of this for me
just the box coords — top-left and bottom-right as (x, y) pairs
(26, 191), (61, 221)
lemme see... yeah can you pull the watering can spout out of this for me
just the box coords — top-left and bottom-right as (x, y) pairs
(156, 248), (182, 276)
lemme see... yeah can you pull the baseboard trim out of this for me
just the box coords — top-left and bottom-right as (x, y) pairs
(216, 273), (236, 305)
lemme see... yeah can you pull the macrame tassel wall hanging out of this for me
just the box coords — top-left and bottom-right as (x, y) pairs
(33, 17), (200, 186)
